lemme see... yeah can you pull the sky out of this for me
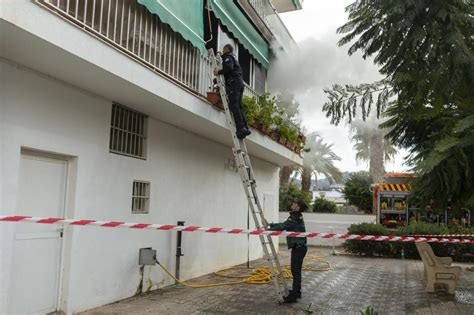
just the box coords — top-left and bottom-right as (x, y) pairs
(275, 0), (409, 174)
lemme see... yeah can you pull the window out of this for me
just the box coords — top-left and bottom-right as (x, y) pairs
(217, 25), (239, 56)
(110, 103), (148, 159)
(237, 45), (267, 95)
(238, 44), (252, 85)
(132, 181), (150, 214)
(253, 61), (267, 95)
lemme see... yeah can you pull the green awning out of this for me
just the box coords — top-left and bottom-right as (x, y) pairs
(293, 0), (303, 10)
(138, 0), (206, 54)
(208, 0), (269, 68)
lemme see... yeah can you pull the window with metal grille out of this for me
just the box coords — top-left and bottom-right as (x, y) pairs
(132, 181), (150, 214)
(110, 103), (148, 159)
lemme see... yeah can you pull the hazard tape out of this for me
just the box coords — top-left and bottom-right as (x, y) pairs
(1, 215), (473, 243)
(413, 234), (473, 238)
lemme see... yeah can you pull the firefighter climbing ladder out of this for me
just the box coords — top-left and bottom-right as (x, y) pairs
(209, 49), (289, 302)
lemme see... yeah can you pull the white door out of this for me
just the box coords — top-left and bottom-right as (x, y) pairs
(8, 152), (68, 314)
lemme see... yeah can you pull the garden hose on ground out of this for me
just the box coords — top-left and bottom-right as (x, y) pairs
(154, 251), (331, 289)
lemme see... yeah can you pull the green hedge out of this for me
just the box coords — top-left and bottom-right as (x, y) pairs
(344, 223), (474, 262)
(313, 197), (338, 213)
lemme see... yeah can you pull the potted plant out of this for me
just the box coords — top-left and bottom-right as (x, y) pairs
(298, 132), (306, 145)
(206, 91), (224, 110)
(277, 121), (293, 147)
(243, 96), (258, 127)
(286, 142), (296, 151)
(279, 136), (287, 145)
(251, 121), (262, 130)
(270, 130), (280, 141)
(261, 124), (272, 135)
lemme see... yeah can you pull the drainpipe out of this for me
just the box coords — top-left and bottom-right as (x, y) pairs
(175, 221), (185, 283)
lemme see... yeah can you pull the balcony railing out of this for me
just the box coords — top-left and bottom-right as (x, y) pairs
(248, 0), (295, 50)
(36, 0), (261, 100)
(243, 83), (260, 99)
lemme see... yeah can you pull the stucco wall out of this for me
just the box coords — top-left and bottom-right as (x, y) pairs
(0, 60), (280, 313)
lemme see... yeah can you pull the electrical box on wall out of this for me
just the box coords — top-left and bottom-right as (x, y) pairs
(139, 247), (156, 265)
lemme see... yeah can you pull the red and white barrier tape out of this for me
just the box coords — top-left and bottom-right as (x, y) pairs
(1, 215), (473, 243)
(413, 234), (473, 238)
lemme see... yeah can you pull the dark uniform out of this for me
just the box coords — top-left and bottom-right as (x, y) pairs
(269, 211), (307, 297)
(217, 52), (248, 132)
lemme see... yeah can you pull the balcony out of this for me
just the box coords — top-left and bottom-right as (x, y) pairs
(237, 0), (296, 52)
(34, 0), (240, 100)
(271, 0), (303, 13)
(0, 0), (302, 165)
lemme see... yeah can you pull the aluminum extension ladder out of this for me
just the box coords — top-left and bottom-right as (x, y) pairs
(210, 50), (289, 302)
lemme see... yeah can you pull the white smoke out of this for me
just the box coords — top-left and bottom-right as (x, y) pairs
(269, 34), (382, 106)
(267, 34), (408, 172)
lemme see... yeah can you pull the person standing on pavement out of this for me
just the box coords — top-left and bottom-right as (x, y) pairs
(268, 199), (308, 303)
(213, 44), (251, 139)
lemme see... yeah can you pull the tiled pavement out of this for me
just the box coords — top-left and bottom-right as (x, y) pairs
(82, 247), (474, 314)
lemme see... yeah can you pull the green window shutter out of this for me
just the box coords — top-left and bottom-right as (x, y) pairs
(209, 0), (270, 68)
(138, 0), (206, 54)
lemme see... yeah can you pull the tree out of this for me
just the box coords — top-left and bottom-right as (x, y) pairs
(343, 172), (373, 213)
(279, 183), (312, 211)
(279, 166), (294, 186)
(350, 119), (397, 183)
(323, 0), (474, 208)
(301, 133), (343, 192)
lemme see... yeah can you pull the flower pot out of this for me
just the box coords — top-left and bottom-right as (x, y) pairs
(251, 121), (262, 130)
(262, 126), (272, 135)
(270, 131), (280, 141)
(207, 92), (224, 110)
(298, 133), (306, 144)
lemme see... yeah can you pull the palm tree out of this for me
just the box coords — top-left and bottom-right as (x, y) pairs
(300, 133), (343, 192)
(280, 165), (295, 186)
(349, 118), (397, 183)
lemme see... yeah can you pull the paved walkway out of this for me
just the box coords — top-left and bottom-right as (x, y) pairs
(82, 247), (474, 314)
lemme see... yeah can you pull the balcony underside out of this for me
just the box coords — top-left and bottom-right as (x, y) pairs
(0, 16), (302, 166)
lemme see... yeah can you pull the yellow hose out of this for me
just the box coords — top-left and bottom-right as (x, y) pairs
(156, 250), (331, 289)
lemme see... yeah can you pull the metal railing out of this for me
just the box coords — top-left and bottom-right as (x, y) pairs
(248, 0), (295, 49)
(36, 0), (220, 98)
(243, 83), (260, 99)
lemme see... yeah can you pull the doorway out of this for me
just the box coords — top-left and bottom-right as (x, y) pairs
(7, 150), (70, 313)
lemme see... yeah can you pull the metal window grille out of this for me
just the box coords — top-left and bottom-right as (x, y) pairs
(110, 103), (147, 159)
(132, 181), (150, 214)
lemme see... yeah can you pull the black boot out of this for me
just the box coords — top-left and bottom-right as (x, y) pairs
(282, 294), (298, 304)
(236, 127), (251, 139)
(288, 290), (301, 299)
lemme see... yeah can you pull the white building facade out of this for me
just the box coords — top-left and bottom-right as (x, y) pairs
(0, 0), (302, 313)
